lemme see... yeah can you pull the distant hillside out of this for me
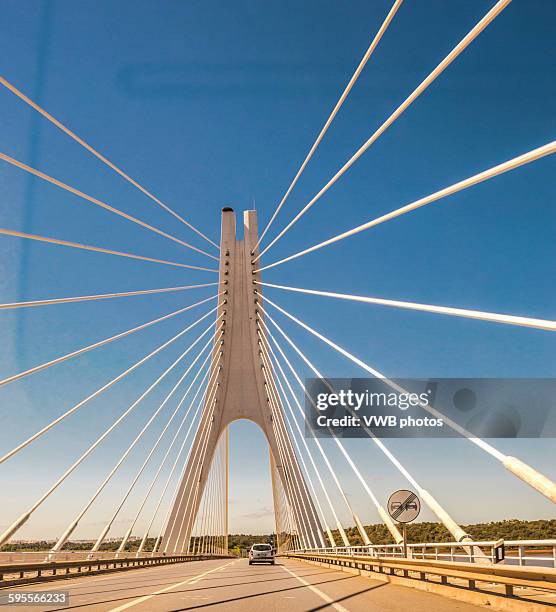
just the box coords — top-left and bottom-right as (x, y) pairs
(335, 519), (556, 546)
(0, 534), (274, 555)
(2, 520), (554, 553)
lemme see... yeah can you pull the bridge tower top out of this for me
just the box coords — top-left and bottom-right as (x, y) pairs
(214, 207), (273, 430)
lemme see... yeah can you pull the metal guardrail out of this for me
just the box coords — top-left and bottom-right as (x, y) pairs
(0, 553), (229, 587)
(290, 539), (556, 568)
(284, 551), (556, 605)
(0, 550), (226, 563)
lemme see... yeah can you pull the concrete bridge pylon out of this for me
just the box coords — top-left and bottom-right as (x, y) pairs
(162, 208), (324, 553)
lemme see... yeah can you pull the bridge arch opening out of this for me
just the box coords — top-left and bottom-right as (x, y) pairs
(228, 419), (275, 539)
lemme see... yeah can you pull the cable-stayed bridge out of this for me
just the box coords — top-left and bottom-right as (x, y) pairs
(1, 0), (555, 609)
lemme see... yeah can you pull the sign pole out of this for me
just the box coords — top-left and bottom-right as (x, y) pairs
(387, 489), (420, 560)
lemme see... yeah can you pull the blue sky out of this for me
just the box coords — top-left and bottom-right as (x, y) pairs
(0, 0), (555, 540)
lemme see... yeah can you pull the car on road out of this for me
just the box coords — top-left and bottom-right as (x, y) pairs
(248, 543), (275, 565)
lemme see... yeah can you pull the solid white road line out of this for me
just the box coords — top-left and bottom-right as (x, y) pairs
(281, 562), (350, 612)
(8, 562), (180, 593)
(107, 559), (237, 611)
(8, 573), (123, 592)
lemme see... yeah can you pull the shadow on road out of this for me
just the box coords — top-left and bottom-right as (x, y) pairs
(63, 568), (333, 599)
(308, 582), (388, 611)
(48, 572), (356, 611)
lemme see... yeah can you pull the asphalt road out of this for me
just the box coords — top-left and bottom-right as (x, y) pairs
(1, 557), (482, 611)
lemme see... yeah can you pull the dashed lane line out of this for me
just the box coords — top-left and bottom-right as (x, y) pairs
(107, 559), (237, 612)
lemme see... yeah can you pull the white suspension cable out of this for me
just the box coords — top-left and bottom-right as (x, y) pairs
(334, 436), (403, 544)
(177, 390), (218, 553)
(167, 368), (222, 553)
(0, 76), (219, 250)
(272, 451), (293, 550)
(271, 458), (288, 549)
(260, 319), (402, 544)
(270, 375), (328, 548)
(270, 420), (307, 549)
(254, 0), (512, 261)
(260, 328), (335, 544)
(256, 281), (556, 331)
(152, 362), (220, 554)
(260, 293), (502, 451)
(259, 303), (478, 546)
(0, 283), (218, 311)
(261, 360), (315, 548)
(256, 140), (556, 271)
(0, 301), (221, 464)
(179, 400), (216, 554)
(0, 228), (218, 272)
(208, 456), (218, 554)
(158, 372), (219, 553)
(49, 320), (223, 553)
(205, 444), (218, 554)
(0, 153), (218, 261)
(218, 435), (227, 553)
(266, 337), (336, 548)
(206, 453), (219, 553)
(197, 463), (212, 554)
(121, 359), (212, 555)
(259, 294), (556, 505)
(261, 350), (312, 548)
(216, 440), (224, 552)
(207, 464), (217, 554)
(259, 322), (367, 546)
(136, 363), (213, 555)
(258, 334), (330, 547)
(0, 311), (224, 549)
(223, 427), (229, 553)
(145, 361), (220, 555)
(89, 331), (221, 552)
(221, 439), (226, 553)
(199, 417), (220, 555)
(0, 294), (220, 390)
(183, 379), (225, 555)
(253, 0), (403, 252)
(261, 325), (343, 549)
(211, 436), (223, 554)
(162, 351), (227, 554)
(206, 463), (216, 553)
(257, 318), (350, 546)
(193, 473), (208, 554)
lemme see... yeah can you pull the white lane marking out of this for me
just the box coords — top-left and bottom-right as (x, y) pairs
(8, 574), (116, 592)
(13, 558), (203, 592)
(281, 563), (350, 612)
(107, 560), (236, 612)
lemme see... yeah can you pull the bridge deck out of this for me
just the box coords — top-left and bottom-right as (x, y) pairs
(2, 557), (483, 611)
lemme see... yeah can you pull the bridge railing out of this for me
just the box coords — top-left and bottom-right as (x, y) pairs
(0, 553), (231, 588)
(0, 551), (227, 564)
(283, 549), (556, 605)
(290, 539), (556, 568)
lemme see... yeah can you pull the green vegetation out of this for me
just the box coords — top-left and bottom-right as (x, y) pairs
(335, 519), (556, 546)
(227, 534), (276, 557)
(0, 534), (275, 556)
(2, 520), (554, 553)
(0, 538), (160, 553)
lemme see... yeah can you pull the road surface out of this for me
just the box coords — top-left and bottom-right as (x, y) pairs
(2, 557), (481, 611)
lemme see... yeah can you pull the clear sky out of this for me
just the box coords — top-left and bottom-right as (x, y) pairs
(0, 0), (554, 541)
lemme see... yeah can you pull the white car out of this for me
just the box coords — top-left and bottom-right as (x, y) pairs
(248, 543), (275, 565)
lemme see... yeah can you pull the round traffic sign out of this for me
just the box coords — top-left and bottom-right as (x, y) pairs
(387, 489), (420, 523)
